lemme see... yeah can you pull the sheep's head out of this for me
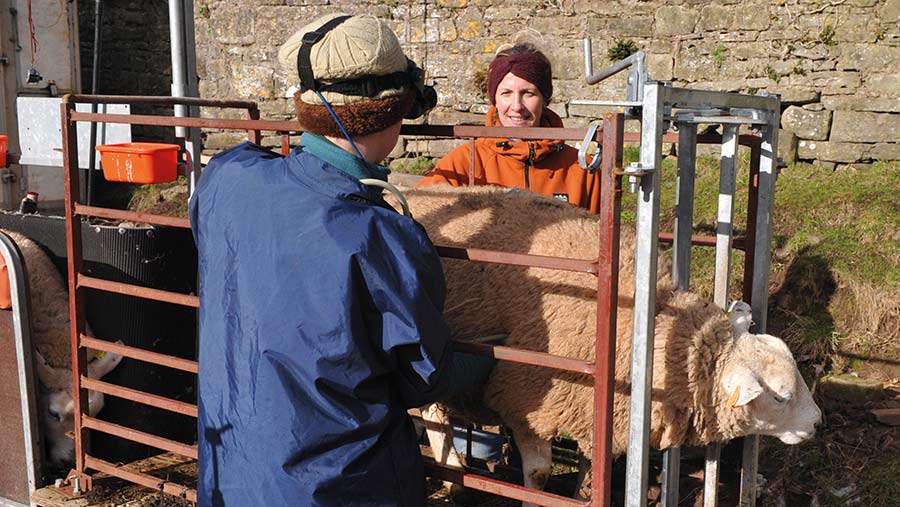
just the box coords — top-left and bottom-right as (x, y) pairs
(40, 389), (105, 466)
(720, 333), (821, 444)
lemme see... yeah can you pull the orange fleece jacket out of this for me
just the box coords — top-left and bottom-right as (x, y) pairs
(416, 107), (602, 213)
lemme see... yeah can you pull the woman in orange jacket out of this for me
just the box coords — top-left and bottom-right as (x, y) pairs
(416, 43), (602, 213)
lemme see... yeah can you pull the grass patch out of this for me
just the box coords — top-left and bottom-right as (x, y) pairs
(390, 156), (436, 176)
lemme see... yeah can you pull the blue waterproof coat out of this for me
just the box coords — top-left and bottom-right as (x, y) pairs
(190, 136), (486, 506)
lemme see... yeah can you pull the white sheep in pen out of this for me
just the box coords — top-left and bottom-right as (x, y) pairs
(388, 186), (821, 505)
(2, 229), (122, 466)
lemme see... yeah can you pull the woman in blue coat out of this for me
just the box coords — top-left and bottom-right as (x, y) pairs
(190, 14), (495, 506)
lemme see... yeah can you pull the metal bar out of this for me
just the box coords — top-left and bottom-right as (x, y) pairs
(425, 462), (587, 507)
(625, 82), (665, 507)
(403, 124), (596, 141)
(661, 448), (681, 507)
(468, 138), (475, 186)
(74, 204), (191, 229)
(61, 97), (90, 475)
(623, 131), (760, 148)
(81, 335), (198, 374)
(742, 144), (762, 302)
(714, 125), (739, 308)
(657, 88), (781, 113)
(658, 231), (746, 250)
(281, 132), (290, 156)
(592, 113), (624, 507)
(669, 115), (768, 126)
(435, 245), (597, 274)
(65, 93), (256, 109)
(84, 455), (196, 503)
(704, 442), (721, 507)
(78, 275), (200, 308)
(82, 416), (198, 459)
(741, 98), (780, 507)
(247, 105), (262, 145)
(0, 233), (43, 497)
(81, 376), (198, 417)
(672, 122), (697, 291)
(452, 342), (594, 375)
(663, 121), (692, 507)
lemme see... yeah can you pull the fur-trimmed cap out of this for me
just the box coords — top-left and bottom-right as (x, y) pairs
(278, 13), (417, 136)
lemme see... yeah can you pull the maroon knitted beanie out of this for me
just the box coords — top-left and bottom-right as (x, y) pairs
(487, 53), (553, 105)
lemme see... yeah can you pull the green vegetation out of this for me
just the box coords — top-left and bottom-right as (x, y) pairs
(711, 44), (728, 66)
(607, 39), (639, 62)
(389, 156), (436, 176)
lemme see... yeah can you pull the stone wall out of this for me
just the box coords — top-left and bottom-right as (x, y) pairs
(193, 0), (900, 166)
(78, 1), (175, 143)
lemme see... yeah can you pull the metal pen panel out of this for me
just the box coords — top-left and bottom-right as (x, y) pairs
(660, 121), (697, 507)
(714, 125), (739, 309)
(625, 82), (665, 507)
(742, 98), (780, 507)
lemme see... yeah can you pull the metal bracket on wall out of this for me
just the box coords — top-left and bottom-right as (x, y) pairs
(47, 469), (92, 499)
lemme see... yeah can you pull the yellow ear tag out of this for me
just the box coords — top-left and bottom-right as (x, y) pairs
(93, 350), (106, 360)
(726, 385), (741, 408)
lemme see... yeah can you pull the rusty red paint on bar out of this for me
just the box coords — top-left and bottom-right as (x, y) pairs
(75, 204), (191, 229)
(82, 415), (198, 459)
(62, 99), (90, 475)
(401, 124), (596, 142)
(65, 93), (256, 110)
(436, 245), (597, 274)
(81, 335), (198, 374)
(453, 342), (595, 375)
(425, 462), (587, 507)
(78, 275), (200, 308)
(71, 111), (301, 133)
(81, 376), (198, 417)
(657, 231), (746, 251)
(743, 142), (762, 302)
(592, 114), (624, 507)
(84, 455), (197, 503)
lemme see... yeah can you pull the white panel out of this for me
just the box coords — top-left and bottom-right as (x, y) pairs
(16, 97), (131, 168)
(14, 0), (78, 91)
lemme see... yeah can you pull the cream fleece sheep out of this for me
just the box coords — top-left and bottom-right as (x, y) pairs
(389, 186), (820, 500)
(1, 229), (122, 465)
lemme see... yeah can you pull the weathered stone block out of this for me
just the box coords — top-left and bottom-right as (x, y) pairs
(838, 44), (900, 71)
(733, 4), (770, 30)
(882, 0), (900, 22)
(642, 54), (672, 81)
(862, 73), (900, 96)
(834, 14), (880, 43)
(783, 71), (861, 93)
(868, 143), (900, 160)
(699, 4), (733, 31)
(820, 374), (884, 405)
(781, 106), (832, 141)
(655, 6), (700, 36)
(607, 16), (654, 38)
(778, 129), (798, 165)
(831, 111), (900, 143)
(797, 140), (867, 163)
(821, 95), (900, 113)
(768, 87), (820, 105)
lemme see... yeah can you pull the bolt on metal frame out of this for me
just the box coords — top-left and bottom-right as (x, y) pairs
(60, 94), (635, 506)
(577, 40), (780, 507)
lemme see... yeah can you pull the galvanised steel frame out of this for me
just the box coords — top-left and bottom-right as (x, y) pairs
(59, 90), (775, 507)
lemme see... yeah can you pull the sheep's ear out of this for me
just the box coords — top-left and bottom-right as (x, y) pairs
(722, 364), (763, 408)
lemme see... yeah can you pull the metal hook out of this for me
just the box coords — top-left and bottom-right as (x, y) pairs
(359, 178), (412, 218)
(578, 124), (602, 172)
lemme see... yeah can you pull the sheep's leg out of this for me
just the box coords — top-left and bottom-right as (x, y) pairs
(574, 453), (591, 500)
(514, 428), (552, 507)
(87, 389), (105, 417)
(420, 403), (481, 503)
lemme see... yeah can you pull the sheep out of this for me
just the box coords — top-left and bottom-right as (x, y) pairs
(1, 229), (123, 466)
(385, 186), (821, 503)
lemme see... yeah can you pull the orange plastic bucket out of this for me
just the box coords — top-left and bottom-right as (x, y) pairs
(96, 142), (179, 184)
(0, 134), (8, 168)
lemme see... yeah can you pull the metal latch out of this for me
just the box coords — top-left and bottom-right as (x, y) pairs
(623, 162), (655, 193)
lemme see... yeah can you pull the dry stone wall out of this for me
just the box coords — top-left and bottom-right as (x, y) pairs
(194, 0), (900, 167)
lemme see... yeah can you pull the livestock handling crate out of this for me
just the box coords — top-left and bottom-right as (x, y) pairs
(45, 92), (774, 507)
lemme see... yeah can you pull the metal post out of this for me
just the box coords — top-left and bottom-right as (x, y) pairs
(741, 99), (779, 507)
(61, 98), (90, 474)
(714, 124), (739, 308)
(592, 113), (624, 507)
(661, 121), (698, 507)
(625, 82), (665, 507)
(181, 0), (202, 195)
